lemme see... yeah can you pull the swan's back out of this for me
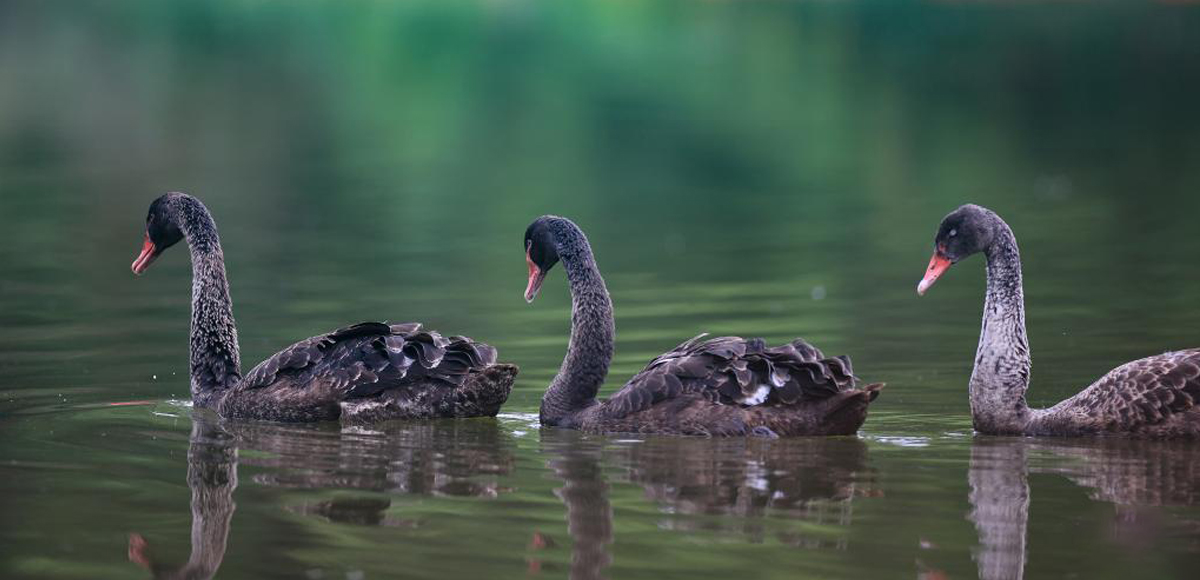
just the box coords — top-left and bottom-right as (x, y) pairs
(219, 322), (514, 422)
(1032, 349), (1200, 437)
(586, 334), (880, 436)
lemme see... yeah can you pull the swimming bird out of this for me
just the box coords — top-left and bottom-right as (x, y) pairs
(522, 215), (882, 437)
(917, 204), (1200, 437)
(131, 192), (516, 423)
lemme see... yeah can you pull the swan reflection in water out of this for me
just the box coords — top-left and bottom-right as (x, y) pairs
(532, 432), (877, 579)
(128, 413), (516, 579)
(616, 435), (876, 541)
(966, 437), (1200, 580)
(127, 416), (236, 580)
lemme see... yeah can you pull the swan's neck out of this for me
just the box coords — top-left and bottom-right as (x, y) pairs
(970, 223), (1033, 434)
(541, 224), (614, 426)
(178, 200), (242, 405)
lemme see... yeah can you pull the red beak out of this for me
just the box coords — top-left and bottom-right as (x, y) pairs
(128, 533), (151, 568)
(917, 251), (953, 296)
(131, 233), (157, 275)
(524, 251), (546, 303)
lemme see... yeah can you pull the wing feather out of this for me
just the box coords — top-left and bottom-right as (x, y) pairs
(241, 322), (499, 398)
(1055, 350), (1200, 431)
(601, 335), (862, 420)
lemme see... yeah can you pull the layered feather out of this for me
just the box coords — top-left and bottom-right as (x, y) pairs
(242, 322), (498, 397)
(214, 322), (511, 422)
(600, 334), (862, 421)
(1037, 349), (1200, 434)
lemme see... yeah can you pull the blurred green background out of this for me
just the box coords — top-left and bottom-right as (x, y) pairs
(2, 1), (1200, 579)
(3, 0), (1199, 413)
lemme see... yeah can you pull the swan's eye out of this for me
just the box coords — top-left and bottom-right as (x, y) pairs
(948, 229), (957, 237)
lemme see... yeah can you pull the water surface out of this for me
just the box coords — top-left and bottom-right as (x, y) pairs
(3, 1), (1200, 579)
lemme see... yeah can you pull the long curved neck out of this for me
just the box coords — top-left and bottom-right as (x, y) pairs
(541, 222), (615, 426)
(970, 219), (1033, 434)
(176, 198), (241, 405)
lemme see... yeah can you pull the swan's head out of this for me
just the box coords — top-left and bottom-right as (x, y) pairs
(917, 204), (998, 295)
(523, 216), (564, 303)
(131, 193), (186, 275)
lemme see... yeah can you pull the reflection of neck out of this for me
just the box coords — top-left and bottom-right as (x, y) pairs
(176, 197), (242, 406)
(540, 220), (615, 426)
(548, 446), (612, 580)
(139, 417), (237, 580)
(970, 219), (1033, 434)
(968, 442), (1028, 580)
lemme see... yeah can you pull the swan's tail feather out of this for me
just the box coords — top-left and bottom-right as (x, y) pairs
(457, 364), (518, 417)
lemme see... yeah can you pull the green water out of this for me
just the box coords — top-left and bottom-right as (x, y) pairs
(3, 1), (1200, 578)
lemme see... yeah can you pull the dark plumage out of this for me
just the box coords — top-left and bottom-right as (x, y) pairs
(523, 215), (883, 437)
(131, 192), (516, 423)
(918, 204), (1200, 437)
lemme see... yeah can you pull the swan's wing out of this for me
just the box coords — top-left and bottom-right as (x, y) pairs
(1066, 349), (1200, 430)
(241, 322), (498, 397)
(600, 335), (858, 420)
(241, 322), (388, 390)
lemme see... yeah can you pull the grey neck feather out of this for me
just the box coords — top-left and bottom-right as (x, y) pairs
(970, 216), (1033, 433)
(540, 220), (615, 425)
(175, 198), (242, 405)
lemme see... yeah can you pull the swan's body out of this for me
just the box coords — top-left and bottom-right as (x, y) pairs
(132, 192), (515, 423)
(1023, 351), (1200, 436)
(523, 216), (882, 437)
(918, 204), (1200, 437)
(552, 333), (882, 437)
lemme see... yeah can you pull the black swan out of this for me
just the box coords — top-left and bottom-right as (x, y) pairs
(130, 192), (516, 423)
(522, 215), (883, 437)
(917, 204), (1200, 437)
